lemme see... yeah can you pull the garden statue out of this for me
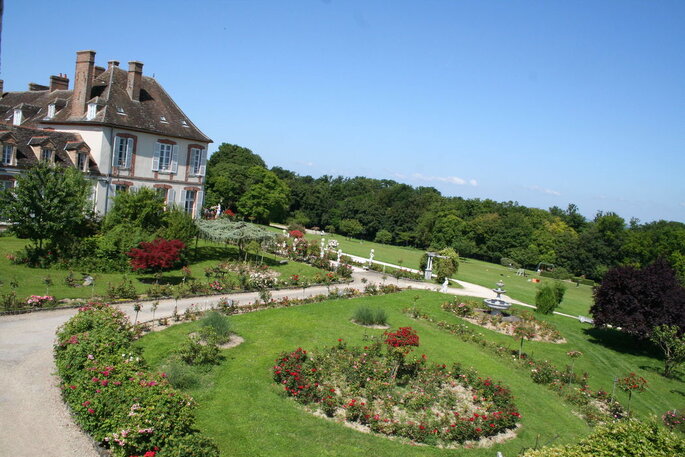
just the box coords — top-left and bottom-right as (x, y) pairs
(320, 238), (326, 258)
(441, 277), (449, 293)
(337, 249), (343, 262)
(370, 249), (375, 262)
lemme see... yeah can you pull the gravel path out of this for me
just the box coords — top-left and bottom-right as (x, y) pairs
(0, 266), (528, 457)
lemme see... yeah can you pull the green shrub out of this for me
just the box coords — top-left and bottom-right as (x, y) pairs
(106, 278), (139, 300)
(540, 267), (573, 280)
(352, 306), (388, 326)
(200, 311), (231, 344)
(177, 328), (222, 366)
(157, 433), (220, 457)
(536, 284), (560, 314)
(163, 359), (201, 390)
(374, 229), (393, 244)
(523, 418), (685, 457)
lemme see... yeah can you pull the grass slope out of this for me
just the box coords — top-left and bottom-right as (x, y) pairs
(137, 291), (610, 457)
(0, 236), (325, 301)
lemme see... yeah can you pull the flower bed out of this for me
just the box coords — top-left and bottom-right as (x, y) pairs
(442, 300), (564, 343)
(273, 328), (521, 447)
(54, 302), (219, 457)
(405, 308), (625, 425)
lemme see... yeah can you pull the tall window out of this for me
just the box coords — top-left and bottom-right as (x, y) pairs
(114, 136), (133, 169)
(41, 148), (53, 162)
(115, 184), (128, 195)
(190, 148), (202, 175)
(158, 143), (172, 171)
(2, 145), (13, 165)
(184, 190), (196, 214)
(77, 153), (88, 171)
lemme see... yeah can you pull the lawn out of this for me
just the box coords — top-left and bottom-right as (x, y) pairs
(0, 235), (327, 302)
(135, 290), (685, 457)
(284, 227), (595, 316)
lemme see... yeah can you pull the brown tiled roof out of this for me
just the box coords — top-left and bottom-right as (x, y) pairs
(0, 125), (100, 175)
(0, 66), (211, 143)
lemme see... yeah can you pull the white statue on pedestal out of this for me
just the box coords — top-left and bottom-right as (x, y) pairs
(441, 278), (449, 293)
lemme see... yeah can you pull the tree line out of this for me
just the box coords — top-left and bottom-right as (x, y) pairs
(204, 143), (685, 281)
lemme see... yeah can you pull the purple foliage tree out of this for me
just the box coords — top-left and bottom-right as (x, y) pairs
(591, 258), (685, 338)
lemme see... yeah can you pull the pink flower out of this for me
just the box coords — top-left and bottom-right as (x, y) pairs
(87, 408), (95, 414)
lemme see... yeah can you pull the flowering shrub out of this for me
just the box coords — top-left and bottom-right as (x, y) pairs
(289, 230), (304, 239)
(442, 300), (562, 342)
(273, 332), (520, 446)
(663, 409), (685, 433)
(384, 326), (419, 348)
(54, 302), (219, 457)
(127, 238), (186, 272)
(406, 308), (625, 425)
(26, 294), (55, 307)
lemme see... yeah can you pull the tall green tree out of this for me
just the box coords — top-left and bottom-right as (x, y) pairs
(0, 162), (93, 253)
(236, 167), (290, 224)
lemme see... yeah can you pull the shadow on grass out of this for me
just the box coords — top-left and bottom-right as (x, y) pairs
(136, 276), (186, 285)
(670, 389), (685, 398)
(640, 365), (685, 383)
(583, 326), (662, 358)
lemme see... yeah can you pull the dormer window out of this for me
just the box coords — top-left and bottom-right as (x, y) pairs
(86, 103), (97, 120)
(47, 104), (56, 119)
(41, 148), (53, 163)
(160, 116), (168, 123)
(13, 109), (22, 126)
(2, 144), (14, 165)
(181, 120), (188, 127)
(77, 152), (88, 171)
(116, 106), (125, 115)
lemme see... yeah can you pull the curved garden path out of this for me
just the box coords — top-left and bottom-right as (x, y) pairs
(0, 264), (534, 457)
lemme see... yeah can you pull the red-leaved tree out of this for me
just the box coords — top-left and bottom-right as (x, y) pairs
(127, 238), (186, 272)
(591, 258), (685, 338)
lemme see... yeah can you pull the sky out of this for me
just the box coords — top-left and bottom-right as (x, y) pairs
(2, 0), (684, 223)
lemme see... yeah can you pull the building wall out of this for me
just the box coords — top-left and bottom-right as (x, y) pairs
(46, 124), (208, 217)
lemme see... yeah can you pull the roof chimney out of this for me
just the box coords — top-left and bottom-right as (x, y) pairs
(0, 80), (3, 94)
(94, 65), (106, 78)
(126, 61), (144, 101)
(108, 60), (120, 69)
(29, 83), (49, 91)
(50, 74), (69, 91)
(72, 50), (96, 118)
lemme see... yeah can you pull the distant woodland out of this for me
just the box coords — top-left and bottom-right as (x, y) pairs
(205, 143), (685, 281)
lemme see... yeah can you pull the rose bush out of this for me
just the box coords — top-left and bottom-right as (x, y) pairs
(54, 302), (219, 457)
(273, 330), (521, 446)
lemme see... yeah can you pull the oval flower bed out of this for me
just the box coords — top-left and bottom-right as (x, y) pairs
(273, 327), (521, 446)
(442, 300), (564, 343)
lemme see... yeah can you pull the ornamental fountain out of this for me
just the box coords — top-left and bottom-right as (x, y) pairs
(483, 280), (512, 315)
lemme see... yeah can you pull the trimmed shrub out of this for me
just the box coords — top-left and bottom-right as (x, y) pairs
(536, 283), (560, 314)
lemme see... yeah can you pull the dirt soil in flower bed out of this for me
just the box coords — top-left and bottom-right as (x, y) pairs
(460, 310), (566, 344)
(350, 320), (390, 329)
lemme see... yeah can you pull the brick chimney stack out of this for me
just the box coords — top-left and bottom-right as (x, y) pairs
(50, 74), (69, 91)
(126, 61), (143, 101)
(71, 50), (96, 118)
(94, 65), (106, 78)
(108, 60), (120, 70)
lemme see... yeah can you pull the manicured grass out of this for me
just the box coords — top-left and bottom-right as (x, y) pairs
(142, 289), (678, 456)
(0, 235), (327, 302)
(135, 290), (685, 456)
(268, 226), (594, 315)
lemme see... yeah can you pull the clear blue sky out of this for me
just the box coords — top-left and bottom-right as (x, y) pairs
(3, 1), (684, 223)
